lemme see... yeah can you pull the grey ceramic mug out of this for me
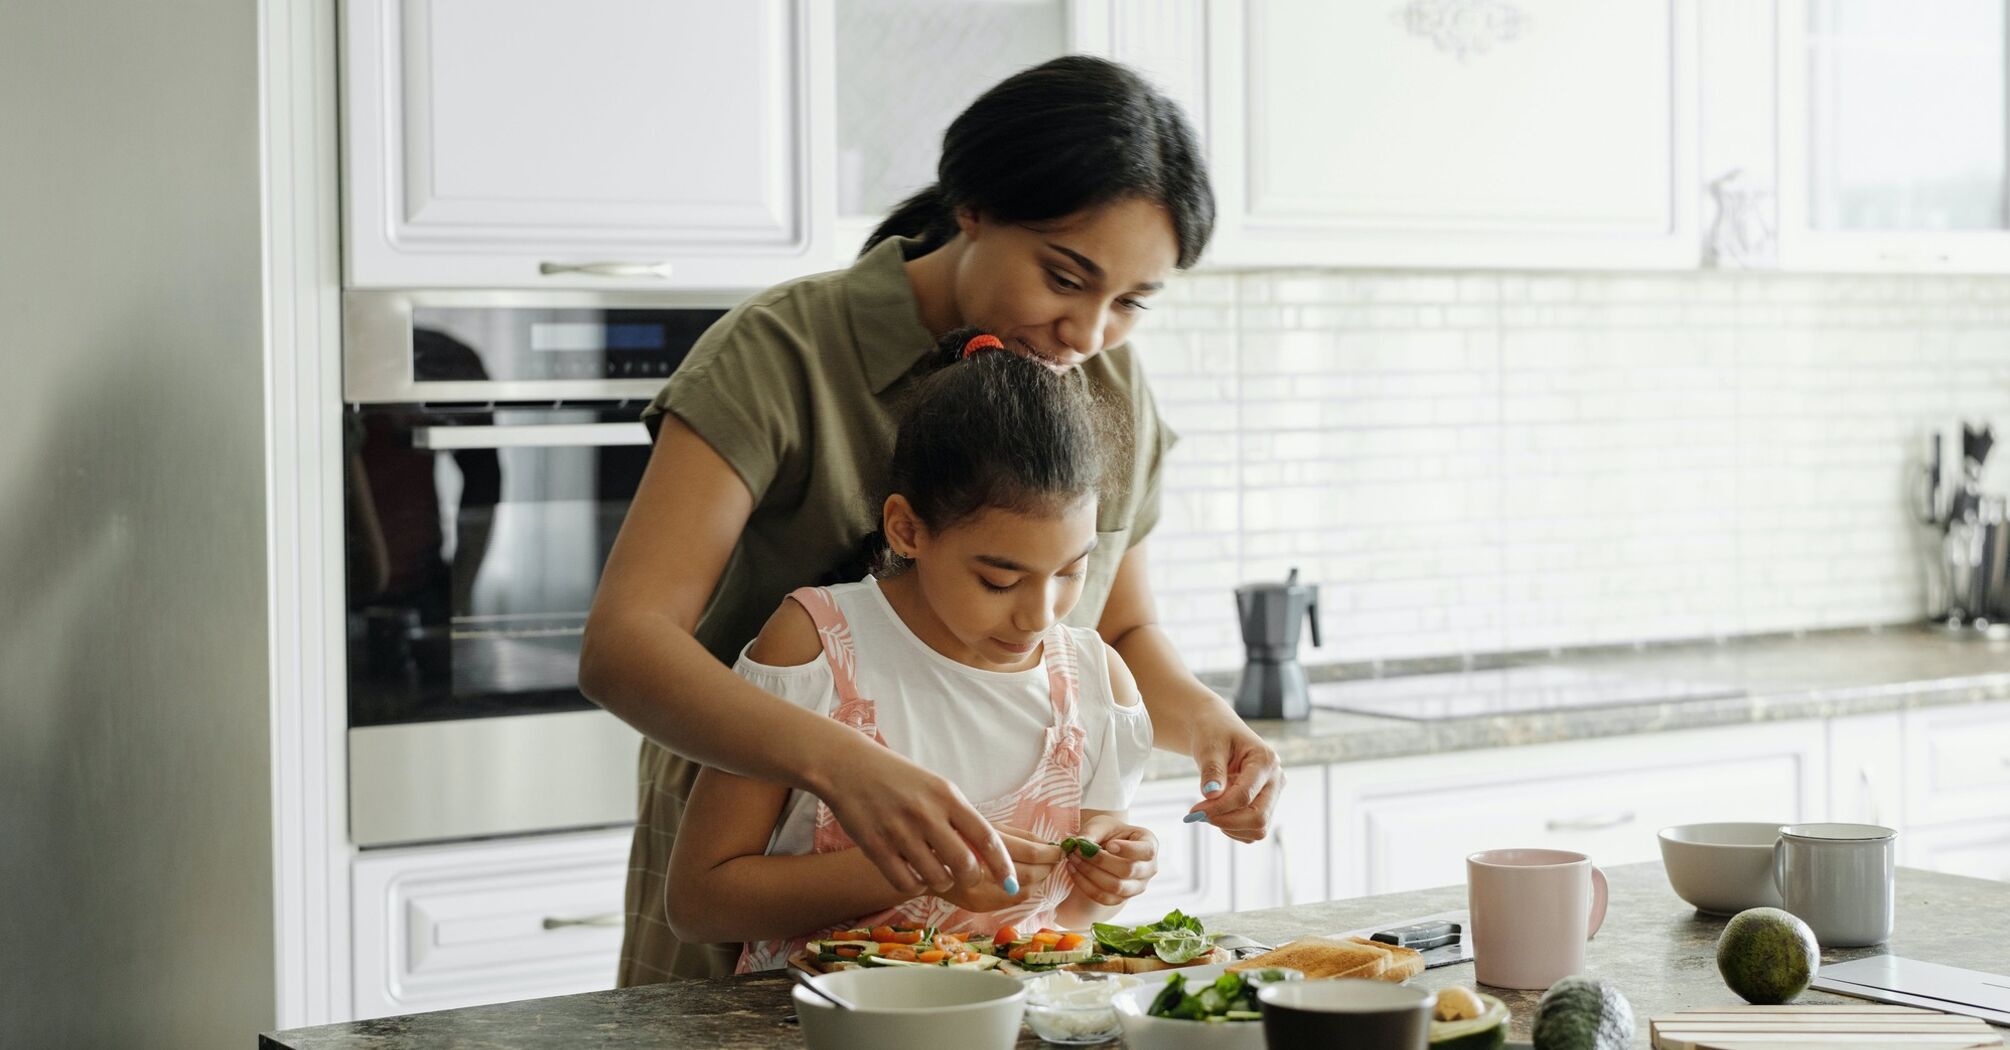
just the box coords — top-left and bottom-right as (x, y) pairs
(1772, 823), (1895, 947)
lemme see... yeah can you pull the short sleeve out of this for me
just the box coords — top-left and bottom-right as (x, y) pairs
(642, 303), (809, 503)
(731, 642), (838, 718)
(1116, 348), (1180, 548)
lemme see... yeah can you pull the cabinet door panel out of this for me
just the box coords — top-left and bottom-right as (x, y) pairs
(345, 0), (829, 288)
(1904, 701), (2010, 827)
(1208, 0), (1698, 269)
(352, 830), (630, 1020)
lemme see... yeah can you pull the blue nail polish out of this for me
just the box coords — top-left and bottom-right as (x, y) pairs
(1003, 876), (1020, 894)
(1203, 780), (1223, 795)
(1183, 811), (1208, 824)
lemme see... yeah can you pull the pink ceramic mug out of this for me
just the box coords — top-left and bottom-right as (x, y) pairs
(1466, 848), (1608, 989)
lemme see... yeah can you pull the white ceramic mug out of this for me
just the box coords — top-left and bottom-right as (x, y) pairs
(1772, 822), (1895, 947)
(1467, 848), (1608, 990)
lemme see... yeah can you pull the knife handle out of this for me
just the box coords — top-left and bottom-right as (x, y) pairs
(1370, 920), (1459, 951)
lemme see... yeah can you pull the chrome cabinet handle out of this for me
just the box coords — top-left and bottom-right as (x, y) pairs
(542, 912), (623, 930)
(538, 260), (675, 279)
(1545, 812), (1636, 832)
(411, 422), (649, 450)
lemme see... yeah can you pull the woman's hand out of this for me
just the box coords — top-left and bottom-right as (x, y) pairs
(1067, 813), (1159, 907)
(1182, 717), (1283, 844)
(937, 827), (1060, 913)
(814, 742), (1017, 898)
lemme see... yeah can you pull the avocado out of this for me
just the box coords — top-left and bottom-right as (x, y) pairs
(1430, 989), (1509, 1050)
(1716, 907), (1820, 1005)
(1531, 975), (1633, 1050)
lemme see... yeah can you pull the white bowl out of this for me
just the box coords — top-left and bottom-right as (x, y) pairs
(1658, 821), (1787, 915)
(793, 967), (1026, 1050)
(1109, 964), (1298, 1050)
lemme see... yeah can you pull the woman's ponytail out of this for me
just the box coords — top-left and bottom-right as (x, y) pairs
(861, 185), (958, 258)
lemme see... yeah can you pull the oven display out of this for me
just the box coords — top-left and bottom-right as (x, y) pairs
(412, 306), (722, 383)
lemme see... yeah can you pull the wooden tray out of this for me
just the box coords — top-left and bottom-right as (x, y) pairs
(1651, 1004), (2006, 1049)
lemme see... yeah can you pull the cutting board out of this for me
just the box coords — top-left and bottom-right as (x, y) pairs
(1650, 1004), (2006, 1049)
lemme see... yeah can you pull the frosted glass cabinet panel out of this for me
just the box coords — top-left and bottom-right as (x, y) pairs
(1805, 0), (2006, 232)
(835, 0), (1071, 222)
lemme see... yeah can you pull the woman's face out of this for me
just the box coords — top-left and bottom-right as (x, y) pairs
(891, 495), (1100, 671)
(952, 197), (1179, 371)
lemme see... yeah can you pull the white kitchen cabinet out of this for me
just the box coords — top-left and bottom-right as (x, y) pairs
(1776, 0), (2010, 271)
(1826, 712), (1907, 833)
(342, 0), (834, 289)
(1113, 776), (1236, 925)
(1230, 764), (1329, 913)
(1326, 722), (1823, 898)
(1906, 819), (2010, 883)
(1201, 0), (1701, 271)
(351, 829), (630, 1020)
(1903, 701), (2010, 828)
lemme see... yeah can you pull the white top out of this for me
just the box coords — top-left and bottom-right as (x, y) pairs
(735, 577), (1155, 856)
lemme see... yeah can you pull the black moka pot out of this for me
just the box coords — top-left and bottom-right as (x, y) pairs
(1232, 567), (1321, 720)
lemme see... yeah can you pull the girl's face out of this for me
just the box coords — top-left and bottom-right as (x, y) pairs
(952, 197), (1179, 372)
(886, 495), (1101, 671)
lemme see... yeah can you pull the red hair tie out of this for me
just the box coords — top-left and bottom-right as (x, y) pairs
(961, 334), (1005, 359)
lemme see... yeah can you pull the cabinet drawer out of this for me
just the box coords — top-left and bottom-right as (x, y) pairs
(1906, 819), (2010, 883)
(1329, 723), (1821, 898)
(1113, 778), (1235, 925)
(353, 829), (631, 1019)
(1904, 702), (2010, 827)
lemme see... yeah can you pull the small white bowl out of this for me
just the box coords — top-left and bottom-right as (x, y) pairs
(1109, 964), (1299, 1050)
(1024, 970), (1138, 1044)
(793, 967), (1025, 1050)
(1658, 821), (1787, 915)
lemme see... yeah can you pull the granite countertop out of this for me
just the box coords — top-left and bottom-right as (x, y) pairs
(1146, 625), (2010, 780)
(260, 862), (2010, 1050)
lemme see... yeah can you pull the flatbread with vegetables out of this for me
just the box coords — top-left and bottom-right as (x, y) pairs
(1074, 910), (1232, 974)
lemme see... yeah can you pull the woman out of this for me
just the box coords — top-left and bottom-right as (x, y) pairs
(579, 55), (1283, 983)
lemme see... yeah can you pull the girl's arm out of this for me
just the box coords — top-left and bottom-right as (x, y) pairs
(1097, 541), (1282, 843)
(664, 599), (915, 944)
(580, 417), (1012, 896)
(667, 765), (914, 943)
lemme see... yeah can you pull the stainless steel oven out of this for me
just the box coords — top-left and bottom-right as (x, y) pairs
(342, 290), (730, 847)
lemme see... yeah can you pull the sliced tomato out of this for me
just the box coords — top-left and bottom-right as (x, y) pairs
(992, 925), (1019, 947)
(881, 945), (918, 961)
(833, 946), (863, 959)
(1030, 930), (1063, 946)
(1007, 945), (1031, 961)
(1055, 932), (1086, 951)
(917, 949), (948, 963)
(869, 925), (897, 942)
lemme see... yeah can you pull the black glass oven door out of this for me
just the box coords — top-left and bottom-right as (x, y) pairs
(345, 404), (649, 726)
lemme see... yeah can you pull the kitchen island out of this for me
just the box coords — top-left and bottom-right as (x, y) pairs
(262, 862), (2010, 1049)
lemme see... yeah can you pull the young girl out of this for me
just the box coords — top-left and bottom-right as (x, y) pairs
(665, 329), (1158, 971)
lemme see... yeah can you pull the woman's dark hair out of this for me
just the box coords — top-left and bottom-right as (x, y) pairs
(863, 55), (1214, 269)
(858, 327), (1109, 577)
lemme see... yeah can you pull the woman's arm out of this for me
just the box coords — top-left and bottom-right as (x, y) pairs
(1096, 541), (1282, 843)
(580, 417), (1012, 896)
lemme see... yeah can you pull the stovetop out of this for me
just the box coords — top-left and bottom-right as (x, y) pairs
(1307, 664), (1746, 721)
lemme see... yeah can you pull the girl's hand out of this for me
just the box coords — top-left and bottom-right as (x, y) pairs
(1068, 814), (1158, 907)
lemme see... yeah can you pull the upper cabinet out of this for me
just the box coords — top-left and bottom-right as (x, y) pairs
(342, 0), (832, 290)
(1201, 0), (1700, 270)
(1777, 0), (2010, 271)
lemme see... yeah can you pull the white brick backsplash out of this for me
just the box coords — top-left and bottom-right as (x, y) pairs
(1133, 269), (2010, 672)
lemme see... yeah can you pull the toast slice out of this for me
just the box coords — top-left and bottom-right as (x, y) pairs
(1225, 936), (1422, 982)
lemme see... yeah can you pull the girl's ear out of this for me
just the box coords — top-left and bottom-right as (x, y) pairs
(883, 494), (926, 559)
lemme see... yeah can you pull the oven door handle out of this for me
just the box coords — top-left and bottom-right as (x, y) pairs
(410, 422), (651, 450)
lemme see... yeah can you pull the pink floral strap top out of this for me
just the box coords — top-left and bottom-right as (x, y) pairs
(736, 585), (1088, 973)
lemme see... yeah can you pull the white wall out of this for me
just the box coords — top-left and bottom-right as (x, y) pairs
(1144, 270), (2010, 672)
(0, 1), (277, 1046)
